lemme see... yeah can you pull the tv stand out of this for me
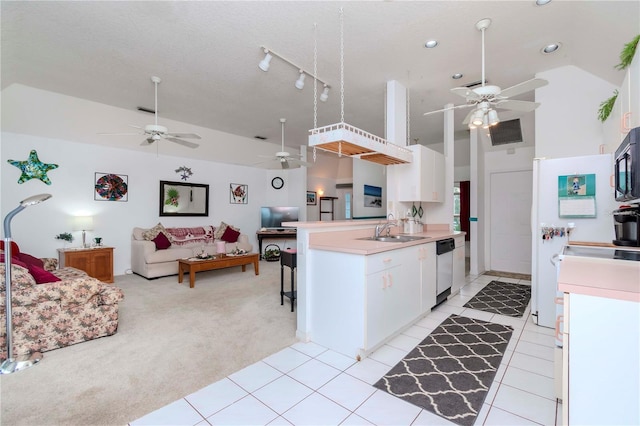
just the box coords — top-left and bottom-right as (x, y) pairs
(256, 229), (297, 260)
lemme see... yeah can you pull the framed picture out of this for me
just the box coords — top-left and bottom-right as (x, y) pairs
(95, 172), (128, 202)
(364, 184), (382, 208)
(159, 180), (209, 216)
(307, 191), (317, 205)
(230, 183), (248, 204)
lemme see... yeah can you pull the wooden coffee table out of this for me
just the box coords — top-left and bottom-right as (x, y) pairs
(178, 253), (260, 288)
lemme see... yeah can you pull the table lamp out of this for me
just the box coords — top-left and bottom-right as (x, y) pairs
(1, 193), (52, 374)
(73, 215), (94, 248)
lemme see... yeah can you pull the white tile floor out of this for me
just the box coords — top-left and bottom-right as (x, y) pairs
(130, 273), (561, 426)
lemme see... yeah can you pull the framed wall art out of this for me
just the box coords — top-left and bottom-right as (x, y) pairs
(159, 180), (209, 216)
(94, 172), (128, 202)
(230, 183), (248, 204)
(307, 191), (317, 205)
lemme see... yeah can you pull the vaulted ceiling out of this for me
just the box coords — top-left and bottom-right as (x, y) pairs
(2, 1), (638, 162)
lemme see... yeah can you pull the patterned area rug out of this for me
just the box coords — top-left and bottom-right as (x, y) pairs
(374, 315), (513, 426)
(464, 280), (532, 317)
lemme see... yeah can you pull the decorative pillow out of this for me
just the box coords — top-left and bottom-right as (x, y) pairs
(28, 263), (61, 284)
(17, 252), (45, 269)
(166, 226), (215, 246)
(142, 222), (171, 241)
(0, 254), (28, 268)
(152, 232), (172, 250)
(221, 226), (240, 243)
(0, 241), (21, 255)
(214, 222), (240, 240)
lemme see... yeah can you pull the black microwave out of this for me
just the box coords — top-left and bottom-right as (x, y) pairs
(615, 126), (640, 202)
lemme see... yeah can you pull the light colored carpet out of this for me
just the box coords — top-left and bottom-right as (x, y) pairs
(0, 261), (297, 425)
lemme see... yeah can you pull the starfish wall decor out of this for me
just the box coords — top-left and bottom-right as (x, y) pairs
(7, 150), (59, 185)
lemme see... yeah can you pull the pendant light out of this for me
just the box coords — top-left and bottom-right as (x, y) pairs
(308, 8), (412, 165)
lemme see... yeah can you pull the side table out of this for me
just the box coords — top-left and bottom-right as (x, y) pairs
(280, 249), (297, 312)
(58, 246), (114, 283)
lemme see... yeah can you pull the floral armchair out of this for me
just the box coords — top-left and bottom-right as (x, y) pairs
(0, 247), (124, 358)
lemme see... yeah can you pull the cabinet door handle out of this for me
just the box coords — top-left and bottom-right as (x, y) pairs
(382, 258), (392, 263)
(382, 274), (387, 289)
(555, 315), (564, 340)
(387, 273), (393, 287)
(622, 112), (632, 132)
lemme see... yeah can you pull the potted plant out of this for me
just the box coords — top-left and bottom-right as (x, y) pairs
(264, 244), (281, 262)
(55, 232), (74, 248)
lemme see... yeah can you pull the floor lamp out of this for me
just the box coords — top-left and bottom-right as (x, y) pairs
(1, 193), (52, 374)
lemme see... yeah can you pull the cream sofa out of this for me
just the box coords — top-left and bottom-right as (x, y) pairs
(131, 223), (253, 279)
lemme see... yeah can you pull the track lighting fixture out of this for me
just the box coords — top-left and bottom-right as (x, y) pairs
(295, 72), (306, 90)
(258, 46), (330, 99)
(320, 85), (329, 102)
(258, 50), (272, 72)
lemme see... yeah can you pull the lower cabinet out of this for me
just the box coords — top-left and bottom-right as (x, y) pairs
(562, 292), (639, 425)
(58, 247), (114, 283)
(452, 236), (465, 296)
(417, 243), (436, 312)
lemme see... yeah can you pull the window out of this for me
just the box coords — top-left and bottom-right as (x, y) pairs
(345, 193), (352, 219)
(453, 183), (461, 231)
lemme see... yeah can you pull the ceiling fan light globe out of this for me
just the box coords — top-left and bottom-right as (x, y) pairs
(471, 110), (484, 126)
(488, 109), (500, 125)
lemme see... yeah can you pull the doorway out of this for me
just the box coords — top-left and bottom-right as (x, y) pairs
(489, 170), (533, 274)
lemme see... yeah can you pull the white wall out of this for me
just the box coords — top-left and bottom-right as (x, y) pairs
(353, 159), (386, 219)
(535, 65), (618, 159)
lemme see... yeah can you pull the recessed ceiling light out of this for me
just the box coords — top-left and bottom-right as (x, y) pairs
(424, 40), (438, 48)
(541, 43), (561, 54)
(536, 0), (552, 5)
(452, 73), (463, 80)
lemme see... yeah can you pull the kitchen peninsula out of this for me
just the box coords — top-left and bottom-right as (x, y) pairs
(286, 219), (465, 359)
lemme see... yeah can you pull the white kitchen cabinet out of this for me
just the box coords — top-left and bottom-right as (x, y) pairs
(452, 236), (465, 296)
(562, 292), (640, 426)
(308, 244), (425, 358)
(605, 45), (640, 152)
(416, 243), (436, 312)
(395, 145), (445, 202)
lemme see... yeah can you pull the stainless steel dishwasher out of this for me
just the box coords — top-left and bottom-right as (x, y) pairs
(434, 238), (455, 307)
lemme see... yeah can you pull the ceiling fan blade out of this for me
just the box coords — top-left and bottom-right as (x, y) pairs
(98, 132), (144, 136)
(494, 99), (541, 112)
(286, 157), (314, 167)
(166, 132), (201, 140)
(499, 78), (548, 98)
(165, 137), (199, 148)
(451, 87), (481, 101)
(423, 103), (473, 116)
(129, 124), (143, 129)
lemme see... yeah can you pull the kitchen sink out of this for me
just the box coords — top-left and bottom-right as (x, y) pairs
(358, 235), (429, 243)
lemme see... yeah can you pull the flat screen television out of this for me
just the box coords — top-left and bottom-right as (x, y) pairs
(260, 206), (299, 230)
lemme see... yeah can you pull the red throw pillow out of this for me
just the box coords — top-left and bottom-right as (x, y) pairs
(0, 241), (20, 255)
(0, 254), (28, 269)
(152, 232), (172, 250)
(17, 252), (45, 269)
(28, 263), (61, 284)
(221, 227), (240, 243)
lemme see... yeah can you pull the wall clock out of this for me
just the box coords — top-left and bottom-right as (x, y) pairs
(271, 177), (284, 190)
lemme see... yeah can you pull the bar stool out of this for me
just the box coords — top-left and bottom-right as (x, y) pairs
(280, 249), (297, 312)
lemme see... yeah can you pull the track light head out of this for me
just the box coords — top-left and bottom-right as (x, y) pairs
(295, 72), (306, 90)
(258, 52), (272, 72)
(320, 85), (329, 102)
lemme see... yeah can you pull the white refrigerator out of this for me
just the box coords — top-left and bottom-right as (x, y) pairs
(530, 153), (618, 328)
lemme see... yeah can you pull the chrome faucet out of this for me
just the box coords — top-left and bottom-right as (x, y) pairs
(374, 214), (396, 237)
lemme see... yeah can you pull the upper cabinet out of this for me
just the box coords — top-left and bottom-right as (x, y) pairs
(395, 145), (445, 202)
(606, 46), (640, 150)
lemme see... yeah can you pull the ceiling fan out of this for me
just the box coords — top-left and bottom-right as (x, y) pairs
(99, 76), (201, 149)
(257, 118), (313, 169)
(423, 18), (548, 128)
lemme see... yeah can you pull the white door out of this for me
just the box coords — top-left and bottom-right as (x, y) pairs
(490, 170), (533, 274)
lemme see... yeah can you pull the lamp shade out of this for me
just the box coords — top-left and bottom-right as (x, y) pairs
(471, 109), (484, 126)
(488, 109), (500, 126)
(320, 86), (329, 102)
(295, 72), (305, 90)
(73, 216), (94, 231)
(258, 53), (272, 72)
